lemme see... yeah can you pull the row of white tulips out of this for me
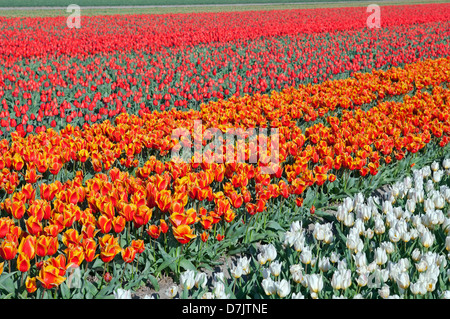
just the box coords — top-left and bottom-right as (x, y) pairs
(114, 158), (450, 299)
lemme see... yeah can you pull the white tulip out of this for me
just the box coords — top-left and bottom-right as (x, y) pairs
(442, 218), (450, 234)
(261, 277), (277, 296)
(422, 166), (432, 178)
(443, 158), (450, 170)
(291, 292), (305, 299)
(432, 170), (443, 183)
(410, 280), (427, 296)
(114, 288), (132, 299)
(330, 252), (341, 264)
(230, 264), (243, 279)
(411, 248), (422, 261)
(388, 228), (402, 243)
(374, 247), (388, 265)
(356, 273), (368, 287)
(331, 271), (343, 290)
(257, 252), (268, 265)
(406, 198), (416, 214)
(195, 272), (208, 289)
(353, 252), (368, 268)
(396, 272), (410, 290)
(421, 230), (435, 248)
(318, 256), (332, 272)
(378, 285), (390, 299)
(307, 274), (324, 294)
(433, 194), (446, 210)
(431, 161), (440, 171)
(165, 285), (178, 299)
(237, 256), (251, 275)
(264, 244), (277, 262)
(374, 217), (386, 235)
(441, 291), (450, 299)
(343, 212), (355, 227)
(415, 260), (428, 272)
(212, 281), (226, 298)
(180, 270), (196, 290)
(269, 260), (282, 277)
(276, 279), (291, 298)
(300, 246), (312, 265)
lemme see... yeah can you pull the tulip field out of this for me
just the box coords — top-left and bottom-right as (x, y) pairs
(1, 2), (450, 300)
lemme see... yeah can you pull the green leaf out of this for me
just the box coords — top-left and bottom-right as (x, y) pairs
(179, 258), (197, 272)
(60, 282), (70, 299)
(147, 274), (160, 292)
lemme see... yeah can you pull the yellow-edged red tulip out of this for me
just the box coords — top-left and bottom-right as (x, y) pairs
(112, 215), (126, 233)
(0, 239), (17, 261)
(100, 242), (122, 263)
(36, 263), (66, 289)
(146, 225), (160, 239)
(121, 246), (137, 263)
(16, 252), (30, 272)
(25, 215), (42, 236)
(25, 276), (37, 293)
(97, 215), (112, 234)
(65, 245), (85, 268)
(82, 238), (98, 263)
(172, 224), (196, 244)
(131, 239), (145, 254)
(18, 235), (36, 260)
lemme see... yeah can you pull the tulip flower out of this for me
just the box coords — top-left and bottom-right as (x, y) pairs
(36, 263), (66, 289)
(16, 253), (30, 272)
(0, 239), (17, 261)
(180, 270), (196, 290)
(25, 277), (38, 293)
(172, 224), (196, 244)
(121, 246), (137, 263)
(100, 242), (122, 263)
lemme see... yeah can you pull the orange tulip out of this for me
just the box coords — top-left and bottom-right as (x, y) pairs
(200, 232), (209, 242)
(25, 216), (42, 236)
(82, 238), (98, 263)
(121, 246), (137, 263)
(25, 276), (37, 293)
(133, 205), (152, 228)
(62, 229), (82, 248)
(81, 222), (100, 239)
(120, 203), (136, 222)
(160, 219), (169, 234)
(131, 239), (145, 254)
(146, 225), (160, 239)
(25, 168), (41, 184)
(18, 235), (36, 260)
(97, 215), (112, 234)
(65, 245), (85, 268)
(16, 253), (30, 272)
(0, 239), (17, 260)
(0, 218), (12, 238)
(100, 243), (122, 263)
(112, 215), (126, 233)
(172, 224), (196, 244)
(11, 200), (25, 219)
(49, 254), (67, 276)
(36, 263), (66, 289)
(36, 235), (50, 257)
